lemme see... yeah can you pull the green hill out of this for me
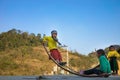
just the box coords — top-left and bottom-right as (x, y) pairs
(0, 46), (99, 75)
(0, 29), (101, 75)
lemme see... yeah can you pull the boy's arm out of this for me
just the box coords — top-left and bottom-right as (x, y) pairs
(107, 52), (112, 58)
(42, 36), (48, 45)
(115, 51), (120, 57)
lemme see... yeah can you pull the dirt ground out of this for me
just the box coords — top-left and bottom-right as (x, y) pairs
(0, 75), (120, 80)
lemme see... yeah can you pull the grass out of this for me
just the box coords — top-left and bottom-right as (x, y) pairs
(0, 46), (55, 75)
(0, 46), (103, 75)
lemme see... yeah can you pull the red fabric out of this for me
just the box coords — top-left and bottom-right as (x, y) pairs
(50, 49), (62, 62)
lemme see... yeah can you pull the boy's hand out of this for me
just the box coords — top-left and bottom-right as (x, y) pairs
(42, 41), (47, 46)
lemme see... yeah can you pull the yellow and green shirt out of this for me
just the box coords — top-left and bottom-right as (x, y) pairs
(107, 50), (120, 58)
(43, 36), (57, 50)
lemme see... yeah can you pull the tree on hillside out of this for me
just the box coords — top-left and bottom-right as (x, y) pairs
(0, 29), (42, 51)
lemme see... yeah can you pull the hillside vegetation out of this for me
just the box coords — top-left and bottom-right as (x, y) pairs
(0, 29), (119, 75)
(0, 45), (98, 75)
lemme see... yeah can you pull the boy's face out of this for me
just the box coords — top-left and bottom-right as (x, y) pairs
(52, 33), (57, 38)
(110, 47), (115, 51)
(96, 53), (101, 58)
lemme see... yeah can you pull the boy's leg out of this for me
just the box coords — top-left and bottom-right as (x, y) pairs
(83, 68), (103, 75)
(113, 70), (115, 73)
(55, 49), (66, 66)
(83, 68), (95, 75)
(116, 70), (118, 75)
(56, 49), (62, 62)
(50, 49), (60, 61)
(50, 49), (66, 66)
(110, 57), (119, 74)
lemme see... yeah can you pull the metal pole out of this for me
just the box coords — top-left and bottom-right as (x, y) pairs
(60, 45), (69, 75)
(66, 46), (69, 74)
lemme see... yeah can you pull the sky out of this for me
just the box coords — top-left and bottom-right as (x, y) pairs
(0, 0), (120, 55)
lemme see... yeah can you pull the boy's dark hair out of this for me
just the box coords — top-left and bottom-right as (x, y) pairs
(97, 49), (105, 55)
(97, 49), (108, 59)
(109, 45), (115, 49)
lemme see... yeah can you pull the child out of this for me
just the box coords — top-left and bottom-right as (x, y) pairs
(79, 49), (111, 76)
(43, 30), (66, 66)
(107, 46), (120, 75)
